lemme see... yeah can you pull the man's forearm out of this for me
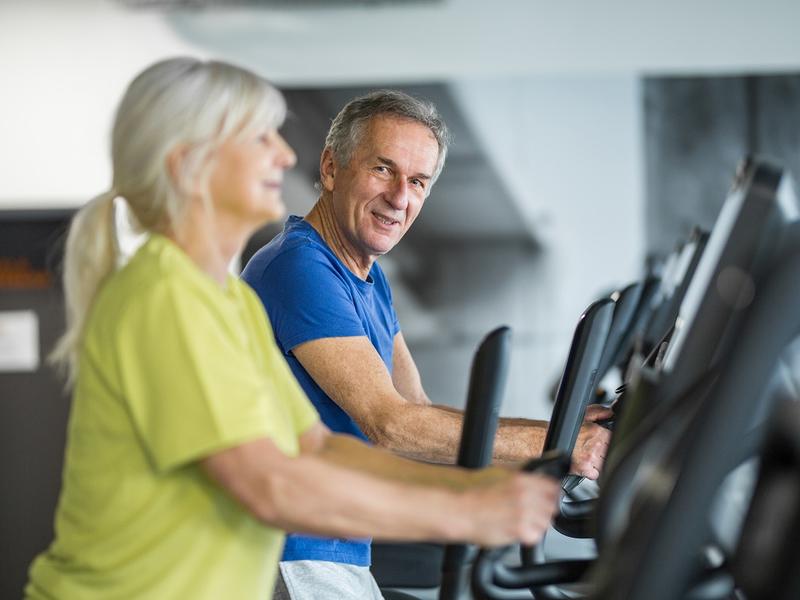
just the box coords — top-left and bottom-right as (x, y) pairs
(499, 416), (548, 428)
(492, 421), (547, 464)
(371, 403), (548, 464)
(368, 403), (467, 463)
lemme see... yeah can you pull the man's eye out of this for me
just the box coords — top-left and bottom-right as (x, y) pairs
(411, 178), (425, 189)
(374, 165), (389, 173)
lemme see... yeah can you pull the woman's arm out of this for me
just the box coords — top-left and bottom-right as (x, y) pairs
(201, 423), (559, 547)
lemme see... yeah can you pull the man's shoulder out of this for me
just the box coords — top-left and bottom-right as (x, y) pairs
(244, 220), (334, 281)
(370, 259), (390, 284)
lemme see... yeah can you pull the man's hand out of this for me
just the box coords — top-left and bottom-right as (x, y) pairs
(460, 472), (560, 547)
(570, 404), (613, 479)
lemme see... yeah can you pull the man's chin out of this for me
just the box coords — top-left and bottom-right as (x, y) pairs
(361, 230), (402, 255)
(371, 239), (401, 256)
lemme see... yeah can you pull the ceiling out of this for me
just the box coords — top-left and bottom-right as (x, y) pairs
(163, 0), (800, 86)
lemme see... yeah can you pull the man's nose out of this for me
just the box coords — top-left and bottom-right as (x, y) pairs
(386, 178), (409, 210)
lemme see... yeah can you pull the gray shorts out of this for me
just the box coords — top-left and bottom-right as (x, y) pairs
(273, 560), (385, 600)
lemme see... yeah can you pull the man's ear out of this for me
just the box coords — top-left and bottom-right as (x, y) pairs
(319, 147), (337, 192)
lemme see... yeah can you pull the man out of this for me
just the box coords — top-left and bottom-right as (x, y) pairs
(242, 90), (611, 599)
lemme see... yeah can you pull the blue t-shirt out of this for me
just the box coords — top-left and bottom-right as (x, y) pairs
(241, 215), (400, 566)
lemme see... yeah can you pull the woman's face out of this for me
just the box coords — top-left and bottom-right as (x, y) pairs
(207, 128), (297, 228)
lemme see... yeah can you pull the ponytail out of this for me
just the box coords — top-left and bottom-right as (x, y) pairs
(50, 190), (119, 385)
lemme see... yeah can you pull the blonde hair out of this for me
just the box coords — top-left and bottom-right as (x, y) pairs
(51, 57), (286, 384)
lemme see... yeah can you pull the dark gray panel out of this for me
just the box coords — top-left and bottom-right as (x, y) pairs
(0, 212), (72, 598)
(643, 77), (749, 256)
(755, 75), (800, 184)
(0, 289), (70, 600)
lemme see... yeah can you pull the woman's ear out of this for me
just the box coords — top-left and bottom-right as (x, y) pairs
(319, 146), (337, 193)
(165, 144), (194, 196)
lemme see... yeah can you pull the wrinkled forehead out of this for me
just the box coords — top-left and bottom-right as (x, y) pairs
(357, 115), (439, 169)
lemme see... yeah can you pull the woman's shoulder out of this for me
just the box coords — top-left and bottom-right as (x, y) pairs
(91, 236), (226, 330)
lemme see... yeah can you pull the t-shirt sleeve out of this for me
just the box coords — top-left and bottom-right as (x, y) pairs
(246, 246), (368, 354)
(114, 280), (293, 473)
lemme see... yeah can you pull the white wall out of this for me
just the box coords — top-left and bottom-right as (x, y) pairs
(0, 1), (208, 207)
(453, 76), (644, 321)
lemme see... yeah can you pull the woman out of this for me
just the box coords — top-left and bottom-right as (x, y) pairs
(26, 57), (559, 600)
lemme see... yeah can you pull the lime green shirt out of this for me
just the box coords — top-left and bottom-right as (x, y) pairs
(27, 235), (319, 600)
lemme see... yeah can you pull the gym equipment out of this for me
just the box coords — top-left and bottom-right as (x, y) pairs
(598, 161), (800, 600)
(534, 298), (614, 532)
(472, 159), (800, 599)
(594, 282), (642, 385)
(544, 298), (614, 466)
(733, 400), (800, 600)
(639, 227), (709, 363)
(380, 326), (512, 600)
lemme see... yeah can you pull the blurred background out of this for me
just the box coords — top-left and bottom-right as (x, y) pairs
(1, 0), (800, 596)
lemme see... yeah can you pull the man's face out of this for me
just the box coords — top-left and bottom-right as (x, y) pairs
(322, 115), (440, 263)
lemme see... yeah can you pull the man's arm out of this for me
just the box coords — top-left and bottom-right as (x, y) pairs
(392, 331), (549, 460)
(292, 333), (610, 475)
(201, 422), (559, 547)
(391, 332), (611, 478)
(390, 331), (431, 406)
(294, 334), (479, 462)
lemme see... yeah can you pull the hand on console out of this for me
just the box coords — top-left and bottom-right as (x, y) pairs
(570, 404), (613, 479)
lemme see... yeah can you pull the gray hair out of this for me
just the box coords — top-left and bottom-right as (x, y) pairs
(51, 57), (286, 384)
(113, 57), (286, 232)
(324, 89), (451, 188)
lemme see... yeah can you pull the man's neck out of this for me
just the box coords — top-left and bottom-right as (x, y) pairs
(305, 197), (374, 281)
